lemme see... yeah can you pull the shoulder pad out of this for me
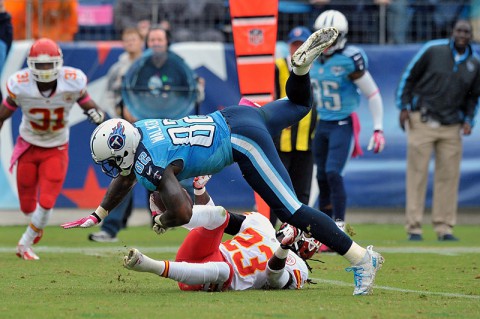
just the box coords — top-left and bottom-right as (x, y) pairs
(58, 67), (88, 91)
(6, 69), (33, 98)
(343, 45), (368, 72)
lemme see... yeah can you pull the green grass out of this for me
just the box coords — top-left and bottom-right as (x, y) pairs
(0, 224), (479, 319)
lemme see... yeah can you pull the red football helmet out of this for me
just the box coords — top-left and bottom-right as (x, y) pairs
(296, 235), (321, 260)
(27, 38), (63, 83)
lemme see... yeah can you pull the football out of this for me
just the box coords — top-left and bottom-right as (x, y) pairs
(150, 189), (193, 215)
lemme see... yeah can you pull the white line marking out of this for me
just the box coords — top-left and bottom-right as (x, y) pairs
(311, 278), (480, 300)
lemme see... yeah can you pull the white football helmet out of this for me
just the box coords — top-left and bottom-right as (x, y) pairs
(313, 10), (348, 55)
(90, 119), (141, 178)
(27, 38), (63, 83)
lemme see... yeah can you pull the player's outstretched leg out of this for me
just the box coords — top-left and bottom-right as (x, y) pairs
(291, 27), (338, 69)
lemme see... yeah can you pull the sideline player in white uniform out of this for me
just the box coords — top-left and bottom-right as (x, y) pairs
(0, 38), (105, 260)
(124, 176), (318, 291)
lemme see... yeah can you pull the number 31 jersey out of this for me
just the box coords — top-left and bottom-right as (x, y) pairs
(6, 67), (87, 148)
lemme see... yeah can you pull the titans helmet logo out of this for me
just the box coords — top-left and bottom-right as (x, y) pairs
(108, 122), (126, 150)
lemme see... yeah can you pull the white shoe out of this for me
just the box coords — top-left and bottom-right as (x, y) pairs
(345, 245), (384, 295)
(291, 27), (339, 68)
(88, 230), (118, 243)
(123, 248), (144, 271)
(16, 244), (40, 260)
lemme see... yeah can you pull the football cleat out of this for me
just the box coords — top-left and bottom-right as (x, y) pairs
(16, 244), (40, 260)
(33, 229), (44, 245)
(345, 245), (384, 295)
(123, 248), (144, 271)
(88, 230), (118, 243)
(291, 27), (339, 68)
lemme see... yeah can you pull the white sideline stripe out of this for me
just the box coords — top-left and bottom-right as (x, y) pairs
(1, 246), (480, 255)
(311, 278), (480, 300)
(0, 246), (179, 254)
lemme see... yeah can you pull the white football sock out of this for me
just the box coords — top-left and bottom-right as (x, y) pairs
(166, 261), (230, 286)
(343, 241), (367, 265)
(182, 205), (227, 230)
(18, 204), (52, 246)
(292, 65), (311, 76)
(31, 205), (52, 230)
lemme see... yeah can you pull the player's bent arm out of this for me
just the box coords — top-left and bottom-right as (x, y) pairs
(0, 101), (15, 131)
(78, 93), (105, 124)
(156, 165), (193, 227)
(266, 247), (293, 289)
(100, 172), (137, 212)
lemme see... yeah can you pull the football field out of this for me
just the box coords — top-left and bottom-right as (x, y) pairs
(0, 222), (479, 319)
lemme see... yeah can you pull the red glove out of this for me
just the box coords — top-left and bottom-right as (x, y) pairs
(367, 130), (385, 153)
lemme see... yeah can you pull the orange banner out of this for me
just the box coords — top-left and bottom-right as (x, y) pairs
(230, 0), (278, 219)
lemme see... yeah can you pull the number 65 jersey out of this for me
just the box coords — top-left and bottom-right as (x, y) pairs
(219, 213), (309, 290)
(6, 67), (88, 148)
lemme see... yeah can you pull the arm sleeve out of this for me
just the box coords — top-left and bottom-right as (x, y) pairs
(354, 71), (383, 130)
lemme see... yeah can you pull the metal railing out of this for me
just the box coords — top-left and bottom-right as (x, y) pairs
(6, 0), (475, 44)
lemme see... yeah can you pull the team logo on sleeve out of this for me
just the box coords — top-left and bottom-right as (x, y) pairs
(108, 122), (126, 150)
(63, 93), (75, 103)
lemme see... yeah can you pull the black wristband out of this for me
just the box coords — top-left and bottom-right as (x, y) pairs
(91, 212), (102, 223)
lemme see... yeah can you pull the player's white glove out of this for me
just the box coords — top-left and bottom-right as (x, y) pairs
(61, 213), (101, 229)
(367, 130), (385, 153)
(193, 175), (211, 190)
(152, 215), (168, 235)
(84, 108), (105, 125)
(278, 224), (302, 247)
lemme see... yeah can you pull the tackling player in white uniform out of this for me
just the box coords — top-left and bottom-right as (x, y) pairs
(0, 38), (106, 260)
(123, 176), (319, 291)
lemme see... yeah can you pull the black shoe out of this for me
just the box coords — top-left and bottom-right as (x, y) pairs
(438, 234), (459, 241)
(408, 233), (423, 241)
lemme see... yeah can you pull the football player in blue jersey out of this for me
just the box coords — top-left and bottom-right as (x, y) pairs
(310, 10), (385, 239)
(61, 27), (384, 296)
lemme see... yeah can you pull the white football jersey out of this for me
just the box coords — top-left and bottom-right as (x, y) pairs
(6, 67), (88, 148)
(220, 213), (309, 290)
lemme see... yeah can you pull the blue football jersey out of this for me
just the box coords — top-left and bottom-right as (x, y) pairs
(310, 45), (368, 121)
(133, 111), (234, 191)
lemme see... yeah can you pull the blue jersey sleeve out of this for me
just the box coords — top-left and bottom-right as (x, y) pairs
(133, 143), (165, 191)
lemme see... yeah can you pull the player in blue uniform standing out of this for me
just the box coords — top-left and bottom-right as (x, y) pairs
(61, 27), (384, 296)
(310, 11), (385, 231)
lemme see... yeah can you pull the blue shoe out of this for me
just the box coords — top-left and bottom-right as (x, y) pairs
(345, 245), (384, 295)
(408, 233), (423, 241)
(438, 234), (459, 241)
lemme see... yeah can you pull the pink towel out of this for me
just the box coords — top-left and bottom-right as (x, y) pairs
(350, 112), (363, 158)
(9, 137), (32, 173)
(238, 97), (261, 108)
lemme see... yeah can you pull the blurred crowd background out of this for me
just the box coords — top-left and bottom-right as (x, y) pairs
(4, 0), (477, 44)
